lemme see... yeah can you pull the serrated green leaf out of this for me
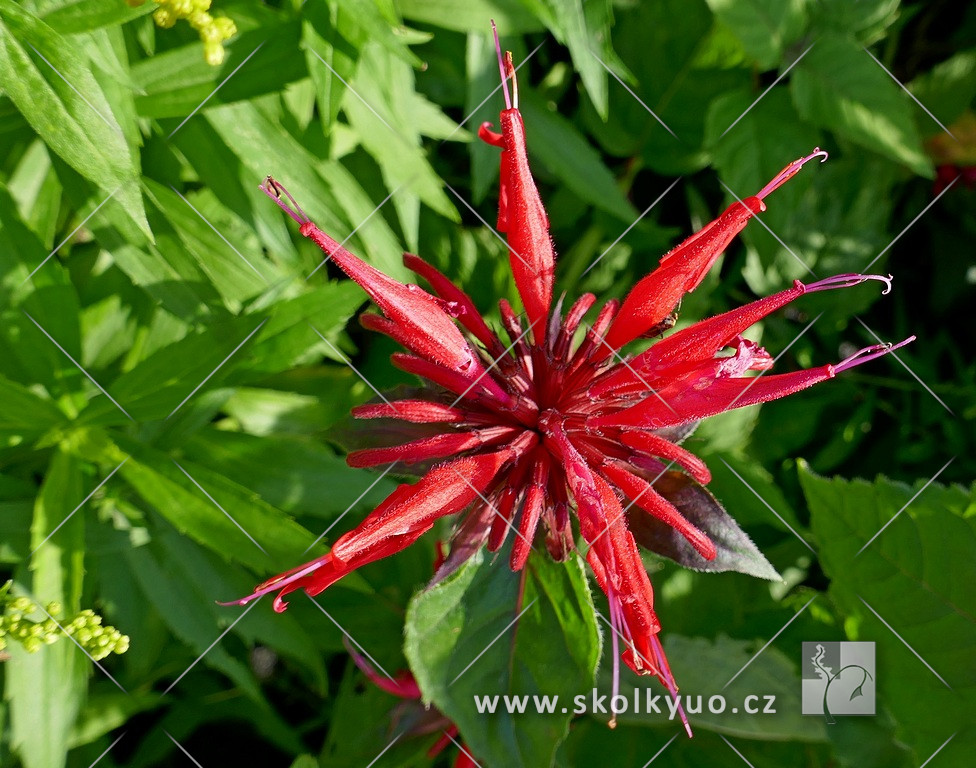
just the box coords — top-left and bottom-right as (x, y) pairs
(705, 0), (808, 69)
(182, 430), (396, 519)
(405, 548), (600, 768)
(521, 91), (638, 223)
(117, 440), (321, 574)
(202, 100), (410, 281)
(791, 35), (932, 175)
(0, 0), (148, 236)
(800, 465), (976, 763)
(909, 50), (976, 136)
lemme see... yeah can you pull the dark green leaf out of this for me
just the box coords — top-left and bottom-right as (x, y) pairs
(791, 35), (932, 175)
(405, 548), (601, 768)
(800, 464), (976, 764)
(705, 0), (808, 69)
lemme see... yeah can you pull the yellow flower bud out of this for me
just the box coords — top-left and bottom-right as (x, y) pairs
(204, 43), (225, 66)
(153, 7), (176, 29)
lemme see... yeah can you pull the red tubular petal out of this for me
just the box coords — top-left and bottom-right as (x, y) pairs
(566, 299), (619, 376)
(478, 121), (504, 147)
(600, 462), (716, 560)
(544, 417), (665, 676)
(427, 728), (456, 759)
(554, 293), (597, 360)
(299, 221), (484, 376)
(633, 281), (805, 373)
(347, 426), (520, 468)
(618, 431), (712, 485)
(225, 450), (516, 611)
(352, 400), (467, 423)
(589, 474), (663, 673)
(488, 460), (529, 552)
(510, 451), (550, 571)
(392, 353), (515, 409)
(592, 365), (834, 430)
(453, 745), (480, 768)
(601, 197), (764, 354)
(493, 107), (556, 341)
(346, 640), (422, 699)
(329, 450), (515, 568)
(403, 252), (503, 354)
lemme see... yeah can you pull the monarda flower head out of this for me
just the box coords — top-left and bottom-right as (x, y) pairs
(225, 28), (913, 737)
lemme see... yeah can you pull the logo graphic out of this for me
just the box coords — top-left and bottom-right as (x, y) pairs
(801, 641), (875, 721)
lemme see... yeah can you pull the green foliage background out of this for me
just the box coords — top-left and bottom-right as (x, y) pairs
(0, 0), (974, 766)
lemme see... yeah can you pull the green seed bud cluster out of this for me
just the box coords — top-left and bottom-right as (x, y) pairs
(129, 0), (237, 66)
(0, 594), (129, 661)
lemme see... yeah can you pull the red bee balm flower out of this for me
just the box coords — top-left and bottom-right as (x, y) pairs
(226, 31), (913, 737)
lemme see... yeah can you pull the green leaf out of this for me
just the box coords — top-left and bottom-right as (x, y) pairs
(521, 90), (638, 223)
(42, 0), (153, 34)
(524, 0), (619, 119)
(81, 314), (262, 424)
(0, 373), (65, 437)
(909, 50), (976, 135)
(0, 499), (32, 563)
(68, 691), (159, 749)
(394, 0), (544, 33)
(791, 35), (932, 175)
(405, 548), (601, 768)
(809, 0), (900, 45)
(800, 465), (976, 763)
(117, 440), (321, 575)
(130, 23), (306, 120)
(153, 526), (328, 692)
(142, 180), (274, 306)
(240, 282), (365, 376)
(705, 0), (808, 69)
(0, 0), (148, 235)
(182, 430), (396, 519)
(345, 41), (459, 250)
(202, 100), (411, 281)
(123, 535), (265, 702)
(602, 634), (827, 741)
(6, 449), (89, 768)
(220, 382), (360, 437)
(705, 86), (824, 284)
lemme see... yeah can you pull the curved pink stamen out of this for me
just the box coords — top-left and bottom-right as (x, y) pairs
(757, 147), (829, 201)
(490, 20), (512, 111)
(651, 634), (692, 738)
(260, 176), (310, 226)
(607, 586), (622, 728)
(216, 559), (327, 609)
(834, 336), (915, 373)
(804, 273), (894, 295)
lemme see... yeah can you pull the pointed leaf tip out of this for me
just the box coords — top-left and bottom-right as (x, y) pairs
(630, 472), (782, 580)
